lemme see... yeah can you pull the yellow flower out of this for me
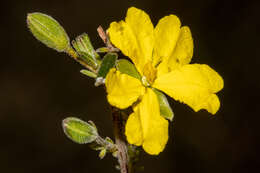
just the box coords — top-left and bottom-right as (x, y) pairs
(105, 7), (224, 155)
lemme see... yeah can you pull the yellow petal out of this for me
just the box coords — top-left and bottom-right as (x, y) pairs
(153, 64), (224, 114)
(153, 15), (181, 67)
(168, 26), (194, 71)
(125, 111), (143, 146)
(108, 7), (154, 74)
(139, 88), (169, 155)
(156, 58), (170, 77)
(105, 68), (145, 109)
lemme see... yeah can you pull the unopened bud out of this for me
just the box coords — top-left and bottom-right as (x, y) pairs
(27, 12), (70, 52)
(72, 33), (99, 69)
(62, 117), (98, 144)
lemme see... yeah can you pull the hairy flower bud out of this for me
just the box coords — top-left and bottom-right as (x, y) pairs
(27, 12), (70, 52)
(72, 33), (99, 68)
(62, 117), (98, 144)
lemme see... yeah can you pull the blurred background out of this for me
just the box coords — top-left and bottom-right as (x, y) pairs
(1, 0), (259, 172)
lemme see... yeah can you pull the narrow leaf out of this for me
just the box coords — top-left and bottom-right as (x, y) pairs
(62, 117), (98, 144)
(97, 53), (118, 78)
(80, 69), (97, 78)
(153, 89), (174, 121)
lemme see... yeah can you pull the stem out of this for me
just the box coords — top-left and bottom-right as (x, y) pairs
(97, 26), (134, 172)
(111, 107), (132, 173)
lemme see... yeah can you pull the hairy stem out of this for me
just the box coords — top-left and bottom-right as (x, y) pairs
(111, 107), (132, 173)
(97, 26), (133, 172)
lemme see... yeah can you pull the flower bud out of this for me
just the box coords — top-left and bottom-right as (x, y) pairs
(72, 33), (96, 58)
(27, 12), (70, 52)
(62, 117), (98, 144)
(72, 33), (99, 68)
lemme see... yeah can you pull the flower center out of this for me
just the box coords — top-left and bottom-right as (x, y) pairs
(142, 76), (150, 87)
(142, 62), (157, 86)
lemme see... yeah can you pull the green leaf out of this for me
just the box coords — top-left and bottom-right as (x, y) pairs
(27, 13), (70, 52)
(116, 59), (142, 80)
(80, 69), (97, 78)
(62, 117), (98, 144)
(97, 53), (118, 78)
(153, 89), (174, 121)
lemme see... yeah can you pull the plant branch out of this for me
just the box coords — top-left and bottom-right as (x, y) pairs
(98, 26), (133, 173)
(111, 107), (131, 173)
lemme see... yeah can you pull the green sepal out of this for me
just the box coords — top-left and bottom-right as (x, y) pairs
(153, 89), (174, 121)
(116, 59), (141, 80)
(27, 13), (70, 52)
(80, 69), (97, 78)
(97, 53), (118, 78)
(62, 117), (98, 144)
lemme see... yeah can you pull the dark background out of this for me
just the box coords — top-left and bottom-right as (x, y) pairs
(1, 0), (259, 172)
